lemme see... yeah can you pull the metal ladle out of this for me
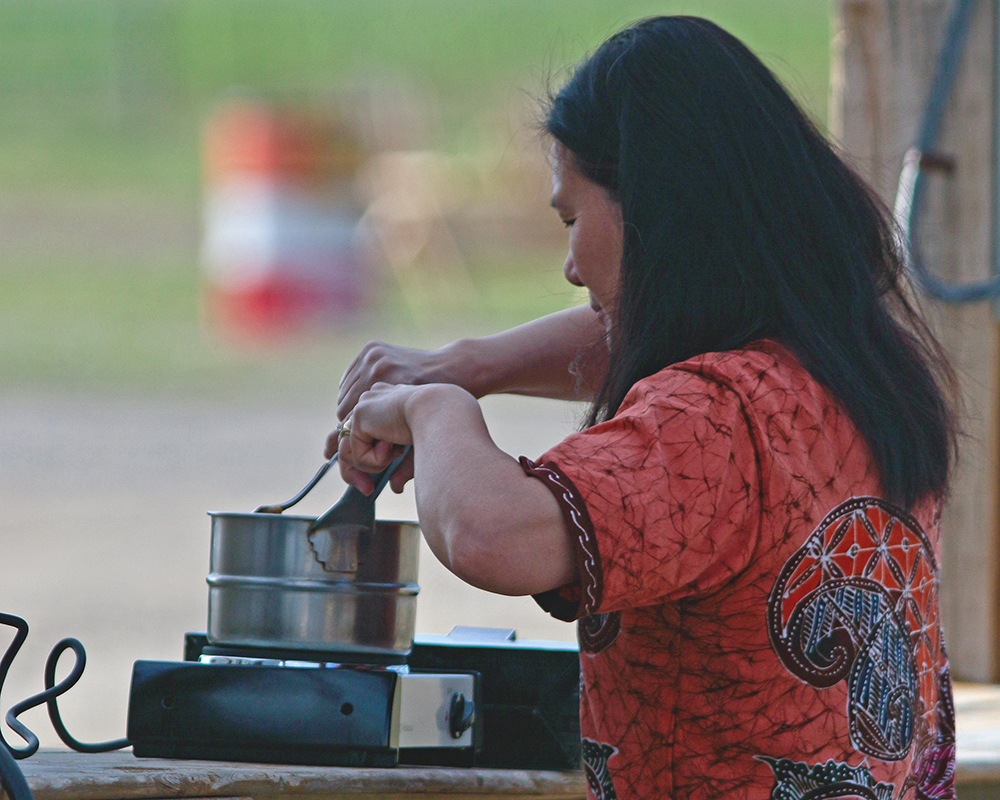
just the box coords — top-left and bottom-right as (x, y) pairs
(254, 455), (339, 514)
(305, 447), (411, 571)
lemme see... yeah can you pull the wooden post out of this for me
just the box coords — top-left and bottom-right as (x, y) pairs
(833, 0), (1000, 681)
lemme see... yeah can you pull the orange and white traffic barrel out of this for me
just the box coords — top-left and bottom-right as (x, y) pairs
(201, 100), (371, 340)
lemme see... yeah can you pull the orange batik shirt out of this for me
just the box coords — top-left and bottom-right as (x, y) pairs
(520, 341), (955, 800)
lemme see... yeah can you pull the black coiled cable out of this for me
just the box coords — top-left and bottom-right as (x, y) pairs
(0, 613), (131, 800)
(0, 741), (33, 800)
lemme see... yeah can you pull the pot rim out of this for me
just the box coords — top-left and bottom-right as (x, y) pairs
(207, 511), (420, 526)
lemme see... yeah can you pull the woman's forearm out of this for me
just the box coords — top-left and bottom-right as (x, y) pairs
(450, 305), (608, 400)
(337, 306), (607, 420)
(402, 384), (577, 595)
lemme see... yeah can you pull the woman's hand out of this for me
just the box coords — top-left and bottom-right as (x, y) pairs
(326, 382), (425, 495)
(334, 307), (610, 425)
(327, 382), (577, 596)
(337, 342), (461, 423)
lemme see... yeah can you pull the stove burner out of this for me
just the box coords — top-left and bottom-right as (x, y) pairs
(195, 640), (408, 667)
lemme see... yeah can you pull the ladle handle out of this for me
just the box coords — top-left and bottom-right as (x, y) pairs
(307, 446), (412, 533)
(369, 446), (412, 499)
(254, 454), (338, 514)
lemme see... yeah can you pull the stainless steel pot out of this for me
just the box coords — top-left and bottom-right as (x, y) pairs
(206, 511), (420, 655)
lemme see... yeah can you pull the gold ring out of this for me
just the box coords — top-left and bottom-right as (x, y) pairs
(337, 418), (353, 439)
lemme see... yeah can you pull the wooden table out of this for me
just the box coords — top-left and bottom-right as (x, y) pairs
(5, 752), (586, 800)
(5, 741), (1000, 800)
(5, 684), (1000, 800)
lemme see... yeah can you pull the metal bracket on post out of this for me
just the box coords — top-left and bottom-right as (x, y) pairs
(893, 0), (1000, 306)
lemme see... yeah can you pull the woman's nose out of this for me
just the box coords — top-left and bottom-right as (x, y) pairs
(563, 254), (583, 287)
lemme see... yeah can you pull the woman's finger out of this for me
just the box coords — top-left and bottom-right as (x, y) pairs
(337, 351), (365, 404)
(336, 435), (382, 494)
(372, 438), (397, 464)
(338, 367), (383, 420)
(338, 423), (401, 473)
(389, 449), (415, 493)
(337, 342), (388, 408)
(337, 370), (365, 412)
(324, 430), (339, 460)
(336, 438), (406, 494)
(336, 377), (355, 412)
(338, 460), (376, 495)
(324, 416), (357, 459)
(336, 383), (363, 422)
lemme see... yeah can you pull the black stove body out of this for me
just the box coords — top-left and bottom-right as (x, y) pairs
(126, 629), (581, 770)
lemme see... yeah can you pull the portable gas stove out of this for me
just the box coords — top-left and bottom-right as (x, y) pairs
(123, 467), (582, 771)
(2, 462), (582, 778)
(126, 627), (581, 770)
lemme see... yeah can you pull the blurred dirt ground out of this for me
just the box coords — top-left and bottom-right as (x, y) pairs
(0, 388), (582, 750)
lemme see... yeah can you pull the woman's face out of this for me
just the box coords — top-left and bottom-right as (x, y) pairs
(550, 143), (623, 331)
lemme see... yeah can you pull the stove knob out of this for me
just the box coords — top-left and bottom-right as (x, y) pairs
(448, 692), (475, 739)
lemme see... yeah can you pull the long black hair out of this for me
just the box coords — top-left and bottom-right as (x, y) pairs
(546, 16), (957, 509)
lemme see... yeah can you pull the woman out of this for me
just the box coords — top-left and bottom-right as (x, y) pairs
(329, 17), (957, 800)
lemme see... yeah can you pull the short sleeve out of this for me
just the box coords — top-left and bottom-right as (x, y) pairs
(521, 368), (761, 620)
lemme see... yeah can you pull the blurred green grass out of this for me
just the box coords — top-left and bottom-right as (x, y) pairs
(0, 0), (832, 198)
(0, 1), (831, 394)
(0, 252), (582, 395)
